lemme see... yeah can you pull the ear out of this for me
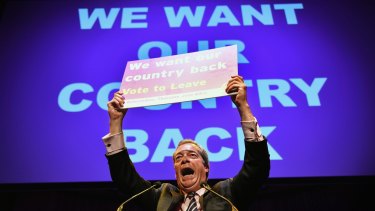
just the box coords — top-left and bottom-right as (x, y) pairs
(205, 165), (209, 173)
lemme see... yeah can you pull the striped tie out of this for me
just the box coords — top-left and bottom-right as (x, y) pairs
(186, 192), (198, 211)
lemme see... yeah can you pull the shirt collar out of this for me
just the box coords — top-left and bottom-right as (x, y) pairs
(183, 188), (206, 201)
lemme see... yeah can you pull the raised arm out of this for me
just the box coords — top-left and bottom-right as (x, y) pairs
(102, 91), (127, 155)
(103, 91), (159, 209)
(225, 75), (270, 210)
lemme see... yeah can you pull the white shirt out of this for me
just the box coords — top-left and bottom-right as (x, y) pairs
(180, 188), (206, 211)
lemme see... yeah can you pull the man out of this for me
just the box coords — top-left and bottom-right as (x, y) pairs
(103, 75), (270, 210)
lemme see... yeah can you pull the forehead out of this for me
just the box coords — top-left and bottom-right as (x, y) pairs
(175, 143), (200, 155)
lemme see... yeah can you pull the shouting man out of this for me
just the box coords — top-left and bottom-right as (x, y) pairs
(102, 75), (270, 210)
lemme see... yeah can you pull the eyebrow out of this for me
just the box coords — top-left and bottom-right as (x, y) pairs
(175, 150), (198, 156)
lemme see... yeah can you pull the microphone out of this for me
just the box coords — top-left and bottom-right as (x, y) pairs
(117, 181), (162, 211)
(200, 182), (239, 211)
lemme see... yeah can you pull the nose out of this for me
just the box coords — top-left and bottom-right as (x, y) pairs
(181, 155), (190, 164)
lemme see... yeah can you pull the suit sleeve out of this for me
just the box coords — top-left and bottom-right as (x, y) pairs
(106, 149), (160, 210)
(230, 137), (270, 210)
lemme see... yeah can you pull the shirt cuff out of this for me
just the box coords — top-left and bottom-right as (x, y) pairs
(241, 117), (264, 142)
(102, 132), (125, 155)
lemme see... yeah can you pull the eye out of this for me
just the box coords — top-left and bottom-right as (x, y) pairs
(175, 155), (182, 161)
(189, 152), (198, 159)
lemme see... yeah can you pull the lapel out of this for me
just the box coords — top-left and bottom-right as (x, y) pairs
(157, 187), (184, 211)
(200, 184), (211, 209)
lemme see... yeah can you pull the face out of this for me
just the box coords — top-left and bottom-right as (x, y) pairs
(174, 143), (209, 193)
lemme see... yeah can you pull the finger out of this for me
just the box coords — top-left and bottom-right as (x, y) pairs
(114, 90), (125, 103)
(227, 77), (243, 87)
(115, 90), (124, 96)
(226, 80), (241, 92)
(114, 98), (125, 108)
(227, 79), (240, 86)
(114, 96), (124, 106)
(107, 100), (116, 109)
(108, 98), (123, 109)
(229, 87), (239, 94)
(226, 84), (240, 94)
(228, 82), (247, 94)
(230, 75), (244, 82)
(228, 76), (245, 87)
(114, 92), (125, 100)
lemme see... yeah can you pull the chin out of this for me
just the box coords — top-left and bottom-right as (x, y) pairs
(180, 179), (200, 191)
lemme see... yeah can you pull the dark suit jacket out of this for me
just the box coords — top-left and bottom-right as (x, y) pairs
(107, 139), (270, 211)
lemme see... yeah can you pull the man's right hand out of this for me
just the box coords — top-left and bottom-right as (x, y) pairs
(226, 75), (255, 122)
(226, 75), (248, 108)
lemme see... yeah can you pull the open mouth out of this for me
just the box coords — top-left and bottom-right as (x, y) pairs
(181, 167), (195, 177)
